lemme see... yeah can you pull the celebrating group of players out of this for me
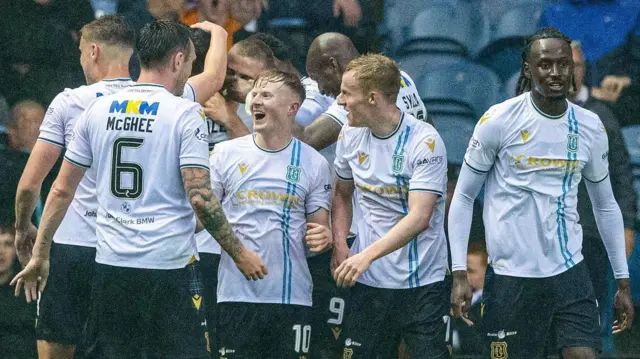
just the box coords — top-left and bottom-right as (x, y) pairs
(9, 13), (636, 359)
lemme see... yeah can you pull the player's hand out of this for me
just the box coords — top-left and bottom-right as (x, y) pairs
(11, 257), (49, 303)
(333, 251), (372, 287)
(190, 21), (228, 38)
(305, 223), (333, 253)
(333, 0), (361, 27)
(451, 271), (474, 327)
(330, 241), (350, 275)
(14, 223), (37, 267)
(613, 279), (634, 334)
(234, 247), (268, 281)
(204, 93), (242, 128)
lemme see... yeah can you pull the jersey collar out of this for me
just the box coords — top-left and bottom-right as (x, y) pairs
(528, 92), (568, 120)
(252, 134), (294, 153)
(372, 112), (405, 140)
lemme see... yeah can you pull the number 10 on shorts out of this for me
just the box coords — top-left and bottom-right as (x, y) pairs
(293, 324), (311, 354)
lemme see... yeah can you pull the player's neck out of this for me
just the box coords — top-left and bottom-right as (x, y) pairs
(368, 106), (401, 138)
(530, 90), (568, 117)
(97, 61), (131, 82)
(136, 70), (177, 94)
(254, 130), (293, 151)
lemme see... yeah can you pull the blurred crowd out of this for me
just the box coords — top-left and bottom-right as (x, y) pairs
(1, 0), (640, 358)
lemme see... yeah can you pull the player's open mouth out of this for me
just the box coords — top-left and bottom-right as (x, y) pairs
(254, 111), (266, 120)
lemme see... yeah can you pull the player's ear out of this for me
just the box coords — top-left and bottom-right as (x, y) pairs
(367, 91), (376, 105)
(329, 57), (340, 74)
(288, 101), (301, 116)
(91, 43), (99, 62)
(172, 51), (184, 73)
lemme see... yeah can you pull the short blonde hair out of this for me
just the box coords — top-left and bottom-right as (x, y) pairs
(344, 54), (401, 103)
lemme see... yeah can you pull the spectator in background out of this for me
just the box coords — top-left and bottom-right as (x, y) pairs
(569, 41), (637, 354)
(0, 96), (9, 146)
(0, 225), (37, 359)
(452, 242), (487, 356)
(0, 101), (51, 226)
(0, 0), (94, 106)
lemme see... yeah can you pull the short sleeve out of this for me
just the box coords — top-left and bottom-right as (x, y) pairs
(38, 92), (69, 147)
(208, 144), (225, 200)
(583, 121), (610, 183)
(182, 82), (197, 102)
(179, 105), (210, 170)
(324, 100), (348, 127)
(64, 109), (93, 169)
(306, 156), (332, 215)
(408, 131), (447, 196)
(464, 109), (502, 173)
(333, 128), (353, 180)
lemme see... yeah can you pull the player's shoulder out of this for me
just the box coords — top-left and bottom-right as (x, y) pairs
(477, 93), (528, 128)
(399, 70), (418, 88)
(215, 134), (252, 153)
(570, 102), (604, 132)
(301, 77), (320, 93)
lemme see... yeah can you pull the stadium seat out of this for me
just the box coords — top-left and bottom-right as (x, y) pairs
(477, 2), (545, 81)
(432, 114), (475, 165)
(396, 4), (474, 57)
(395, 53), (467, 78)
(418, 61), (501, 118)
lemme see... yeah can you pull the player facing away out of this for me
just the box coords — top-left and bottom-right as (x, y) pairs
(11, 15), (135, 359)
(13, 16), (228, 359)
(12, 20), (267, 359)
(448, 27), (635, 359)
(212, 70), (333, 358)
(332, 54), (450, 359)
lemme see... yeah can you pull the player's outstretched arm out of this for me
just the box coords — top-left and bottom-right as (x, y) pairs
(585, 176), (634, 333)
(334, 191), (438, 288)
(11, 160), (86, 302)
(14, 141), (63, 266)
(181, 167), (268, 280)
(188, 22), (228, 105)
(299, 114), (342, 151)
(447, 163), (487, 325)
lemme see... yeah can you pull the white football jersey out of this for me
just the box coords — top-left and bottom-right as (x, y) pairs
(324, 70), (427, 127)
(65, 83), (209, 269)
(211, 135), (331, 306)
(334, 113), (448, 289)
(465, 92), (609, 278)
(38, 78), (134, 247)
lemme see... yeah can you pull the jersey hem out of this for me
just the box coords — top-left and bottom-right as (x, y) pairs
(64, 155), (91, 169)
(335, 171), (353, 181)
(583, 172), (609, 184)
(217, 297), (312, 307)
(409, 188), (444, 196)
(180, 163), (210, 170)
(490, 256), (585, 278)
(37, 136), (65, 148)
(95, 255), (196, 270)
(357, 273), (445, 289)
(52, 239), (97, 247)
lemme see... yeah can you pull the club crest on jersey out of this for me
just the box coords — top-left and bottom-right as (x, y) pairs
(238, 163), (249, 175)
(358, 151), (368, 165)
(286, 165), (301, 183)
(490, 342), (508, 359)
(392, 155), (404, 174)
(567, 134), (579, 152)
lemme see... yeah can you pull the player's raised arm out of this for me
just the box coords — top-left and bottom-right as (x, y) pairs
(187, 21), (228, 105)
(298, 113), (342, 151)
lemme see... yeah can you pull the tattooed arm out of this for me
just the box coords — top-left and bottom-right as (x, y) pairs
(181, 167), (268, 279)
(12, 160), (86, 302)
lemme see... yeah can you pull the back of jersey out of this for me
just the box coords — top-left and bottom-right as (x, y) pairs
(65, 83), (210, 270)
(39, 78), (134, 247)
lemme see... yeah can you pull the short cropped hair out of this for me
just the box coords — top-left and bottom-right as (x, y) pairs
(189, 27), (211, 75)
(81, 14), (135, 49)
(136, 20), (191, 69)
(345, 54), (401, 103)
(231, 39), (277, 69)
(247, 33), (291, 62)
(254, 70), (305, 104)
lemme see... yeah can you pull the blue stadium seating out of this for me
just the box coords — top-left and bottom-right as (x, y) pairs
(622, 125), (640, 178)
(432, 115), (475, 165)
(417, 61), (501, 119)
(477, 2), (545, 81)
(396, 53), (467, 79)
